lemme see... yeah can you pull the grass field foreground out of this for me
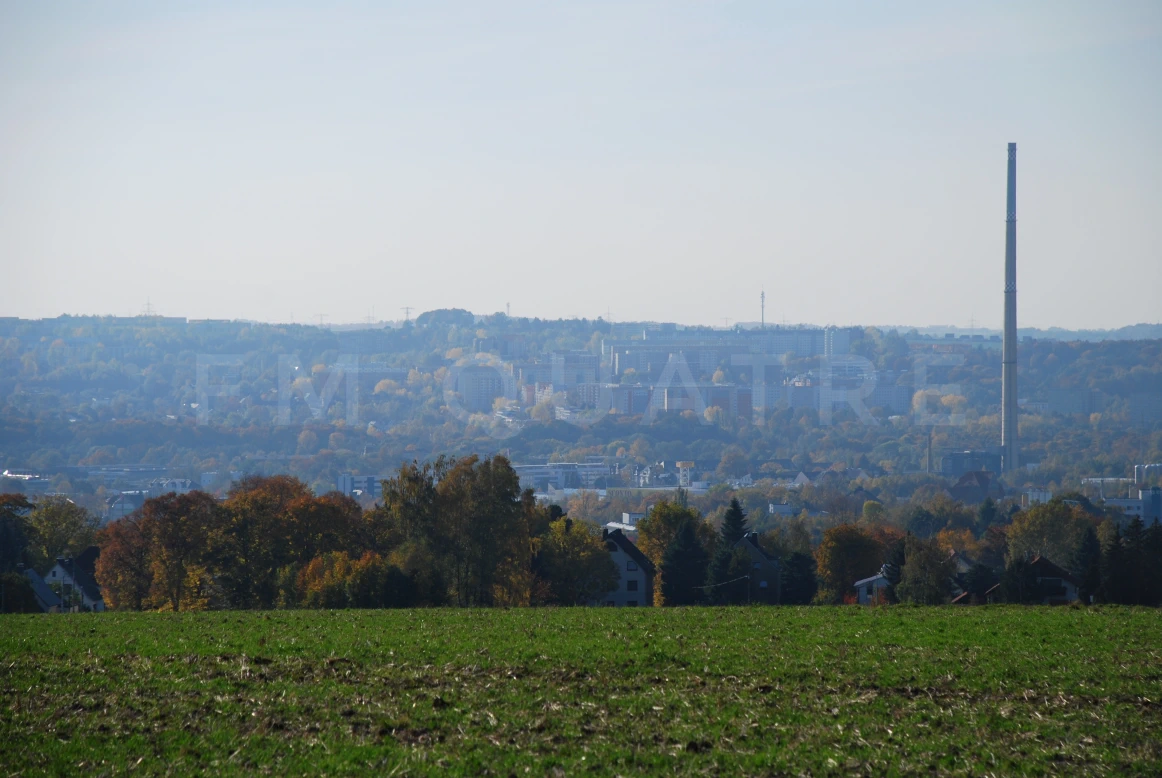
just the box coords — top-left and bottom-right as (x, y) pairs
(2, 606), (1161, 775)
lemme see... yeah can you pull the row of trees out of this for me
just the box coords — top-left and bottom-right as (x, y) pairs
(6, 460), (1160, 611)
(93, 457), (625, 611)
(89, 462), (822, 612)
(630, 496), (819, 607)
(1, 493), (99, 573)
(812, 498), (1162, 606)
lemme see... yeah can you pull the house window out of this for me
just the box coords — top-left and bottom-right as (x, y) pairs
(753, 562), (761, 570)
(627, 560), (638, 571)
(866, 585), (873, 596)
(51, 571), (56, 578)
(759, 580), (768, 589)
(627, 579), (638, 592)
(626, 601), (638, 607)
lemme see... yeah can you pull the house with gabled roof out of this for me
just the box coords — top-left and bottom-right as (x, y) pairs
(599, 528), (655, 607)
(1026, 555), (1081, 605)
(984, 555), (1081, 605)
(948, 471), (1004, 505)
(47, 546), (105, 611)
(854, 571), (891, 605)
(732, 532), (781, 603)
(21, 566), (62, 612)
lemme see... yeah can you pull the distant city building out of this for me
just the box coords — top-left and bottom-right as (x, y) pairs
(148, 478), (194, 497)
(658, 384), (751, 418)
(1022, 488), (1053, 508)
(1047, 388), (1105, 416)
(947, 471), (1004, 505)
(941, 450), (1002, 478)
(1105, 487), (1162, 523)
(455, 365), (514, 412)
(610, 385), (652, 415)
(106, 490), (148, 520)
(472, 334), (526, 360)
(550, 351), (598, 388)
(337, 474), (383, 500)
(865, 383), (913, 415)
(603, 326), (854, 381)
(513, 462), (609, 492)
(1129, 393), (1162, 428)
(199, 471), (241, 492)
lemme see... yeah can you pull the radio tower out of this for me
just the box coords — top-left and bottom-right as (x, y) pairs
(1001, 143), (1019, 473)
(760, 289), (766, 329)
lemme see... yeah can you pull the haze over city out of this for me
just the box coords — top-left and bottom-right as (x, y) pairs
(2, 1), (1160, 329)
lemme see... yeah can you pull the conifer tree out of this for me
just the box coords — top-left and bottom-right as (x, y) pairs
(720, 499), (749, 546)
(660, 520), (709, 606)
(895, 535), (953, 605)
(1145, 520), (1162, 606)
(882, 536), (906, 602)
(779, 552), (818, 605)
(1123, 517), (1147, 605)
(705, 499), (750, 603)
(1071, 525), (1101, 604)
(1099, 526), (1129, 604)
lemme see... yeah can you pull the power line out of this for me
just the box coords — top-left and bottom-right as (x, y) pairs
(687, 573), (752, 592)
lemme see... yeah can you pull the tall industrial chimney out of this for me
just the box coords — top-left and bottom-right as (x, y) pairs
(1002, 143), (1019, 472)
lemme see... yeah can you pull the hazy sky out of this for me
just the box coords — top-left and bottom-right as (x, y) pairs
(1, 2), (1159, 329)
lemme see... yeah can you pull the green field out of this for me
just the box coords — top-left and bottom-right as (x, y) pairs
(2, 607), (1161, 776)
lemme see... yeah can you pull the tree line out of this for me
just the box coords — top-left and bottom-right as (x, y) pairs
(3, 459), (1161, 611)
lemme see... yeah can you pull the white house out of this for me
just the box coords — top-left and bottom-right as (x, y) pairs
(22, 567), (62, 612)
(853, 572), (891, 605)
(47, 547), (105, 612)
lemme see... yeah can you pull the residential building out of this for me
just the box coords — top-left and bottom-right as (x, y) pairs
(865, 383), (913, 415)
(1105, 487), (1162, 523)
(455, 365), (514, 412)
(147, 478), (194, 497)
(1029, 556), (1081, 605)
(854, 572), (891, 605)
(659, 384), (752, 418)
(337, 474), (383, 500)
(733, 532), (780, 603)
(200, 470), (241, 493)
(948, 471), (1004, 505)
(941, 451), (1003, 477)
(609, 385), (652, 415)
(1129, 393), (1162, 428)
(550, 351), (599, 388)
(21, 567), (62, 612)
(1022, 489), (1053, 508)
(1047, 388), (1105, 416)
(46, 546), (105, 612)
(513, 462), (609, 492)
(599, 528), (655, 607)
(105, 490), (148, 520)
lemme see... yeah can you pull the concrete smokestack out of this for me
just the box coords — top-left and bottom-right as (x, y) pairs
(1002, 143), (1018, 472)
